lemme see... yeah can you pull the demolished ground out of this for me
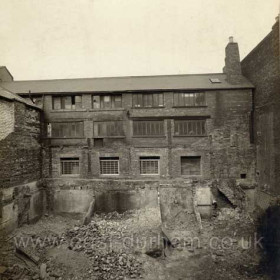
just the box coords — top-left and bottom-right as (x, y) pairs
(0, 207), (271, 280)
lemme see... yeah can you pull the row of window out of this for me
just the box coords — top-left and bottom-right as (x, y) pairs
(49, 120), (207, 138)
(52, 92), (206, 110)
(60, 156), (201, 176)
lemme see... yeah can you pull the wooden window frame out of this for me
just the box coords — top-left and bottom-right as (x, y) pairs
(52, 95), (82, 110)
(50, 122), (84, 138)
(95, 121), (124, 137)
(132, 93), (164, 108)
(133, 120), (165, 137)
(92, 94), (122, 109)
(173, 92), (206, 107)
(174, 119), (206, 136)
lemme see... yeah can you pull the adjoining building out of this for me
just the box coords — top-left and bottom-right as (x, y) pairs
(241, 16), (280, 209)
(0, 39), (256, 231)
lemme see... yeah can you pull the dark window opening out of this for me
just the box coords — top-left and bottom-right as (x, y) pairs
(61, 158), (80, 175)
(181, 156), (201, 176)
(240, 174), (247, 179)
(94, 138), (104, 147)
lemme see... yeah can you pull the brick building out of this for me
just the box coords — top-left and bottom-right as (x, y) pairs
(241, 16), (280, 208)
(0, 77), (45, 233)
(0, 39), (255, 225)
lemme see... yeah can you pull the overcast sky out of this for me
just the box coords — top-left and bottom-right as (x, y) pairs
(0, 0), (279, 80)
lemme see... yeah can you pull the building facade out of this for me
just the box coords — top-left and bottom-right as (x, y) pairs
(0, 39), (256, 222)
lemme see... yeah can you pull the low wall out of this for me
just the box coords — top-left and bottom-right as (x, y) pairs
(0, 181), (46, 235)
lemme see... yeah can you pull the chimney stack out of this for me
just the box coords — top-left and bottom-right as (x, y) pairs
(223, 37), (242, 84)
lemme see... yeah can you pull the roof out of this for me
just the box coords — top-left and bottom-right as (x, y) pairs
(0, 86), (41, 109)
(0, 73), (254, 95)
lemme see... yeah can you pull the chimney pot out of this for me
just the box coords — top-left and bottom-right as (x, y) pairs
(229, 36), (234, 43)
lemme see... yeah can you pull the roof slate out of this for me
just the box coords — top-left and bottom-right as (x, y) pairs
(0, 73), (253, 95)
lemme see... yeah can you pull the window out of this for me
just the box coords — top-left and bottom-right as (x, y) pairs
(173, 92), (206, 107)
(174, 120), (206, 136)
(133, 121), (164, 136)
(132, 93), (164, 108)
(209, 78), (221, 83)
(95, 121), (124, 137)
(140, 157), (160, 175)
(92, 95), (122, 109)
(181, 156), (201, 176)
(61, 158), (80, 175)
(51, 122), (84, 138)
(100, 157), (119, 175)
(53, 95), (82, 110)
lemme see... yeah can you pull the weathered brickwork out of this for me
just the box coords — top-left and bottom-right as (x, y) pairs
(241, 20), (280, 196)
(0, 101), (42, 188)
(42, 89), (254, 181)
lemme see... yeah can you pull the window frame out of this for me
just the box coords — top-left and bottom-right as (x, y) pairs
(132, 93), (164, 108)
(60, 157), (80, 176)
(139, 157), (160, 176)
(52, 95), (82, 110)
(133, 120), (165, 137)
(92, 94), (122, 109)
(173, 119), (207, 137)
(49, 121), (84, 138)
(95, 121), (125, 138)
(99, 157), (120, 176)
(173, 92), (206, 107)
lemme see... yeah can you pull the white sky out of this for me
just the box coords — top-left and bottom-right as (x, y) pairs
(0, 0), (279, 80)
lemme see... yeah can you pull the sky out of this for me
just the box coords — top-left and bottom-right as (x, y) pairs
(0, 0), (279, 81)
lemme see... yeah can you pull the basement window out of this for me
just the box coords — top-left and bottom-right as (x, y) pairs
(100, 157), (119, 175)
(181, 156), (201, 176)
(140, 157), (160, 175)
(61, 158), (80, 175)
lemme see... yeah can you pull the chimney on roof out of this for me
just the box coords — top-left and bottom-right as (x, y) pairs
(223, 36), (242, 84)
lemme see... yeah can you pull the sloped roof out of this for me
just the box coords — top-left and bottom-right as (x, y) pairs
(0, 86), (40, 109)
(0, 73), (254, 95)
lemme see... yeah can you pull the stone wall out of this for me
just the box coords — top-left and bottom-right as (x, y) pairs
(0, 98), (14, 140)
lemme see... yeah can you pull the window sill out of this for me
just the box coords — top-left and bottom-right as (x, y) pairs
(96, 136), (125, 139)
(140, 174), (160, 176)
(45, 137), (85, 139)
(172, 106), (207, 108)
(173, 135), (207, 137)
(51, 109), (87, 112)
(89, 108), (125, 112)
(132, 136), (166, 138)
(132, 107), (165, 109)
(100, 174), (120, 177)
(60, 174), (80, 177)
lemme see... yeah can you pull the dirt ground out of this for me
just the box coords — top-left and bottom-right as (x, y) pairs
(0, 207), (272, 280)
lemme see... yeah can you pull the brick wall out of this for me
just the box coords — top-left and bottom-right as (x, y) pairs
(241, 20), (280, 195)
(0, 101), (42, 188)
(0, 99), (14, 140)
(43, 88), (254, 181)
